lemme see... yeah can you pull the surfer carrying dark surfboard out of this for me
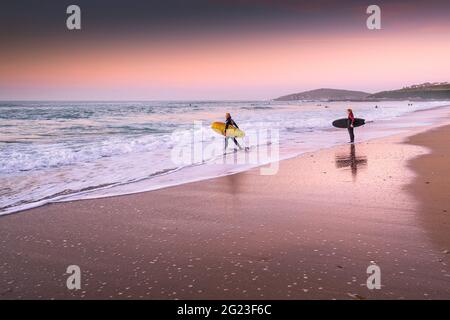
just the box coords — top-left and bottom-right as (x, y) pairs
(347, 109), (355, 143)
(224, 113), (243, 152)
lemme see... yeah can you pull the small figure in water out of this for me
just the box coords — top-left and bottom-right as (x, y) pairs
(224, 113), (243, 153)
(347, 108), (355, 143)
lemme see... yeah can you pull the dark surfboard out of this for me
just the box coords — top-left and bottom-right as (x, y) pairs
(332, 118), (365, 129)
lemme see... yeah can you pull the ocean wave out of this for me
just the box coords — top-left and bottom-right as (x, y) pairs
(0, 135), (169, 174)
(1, 100), (449, 215)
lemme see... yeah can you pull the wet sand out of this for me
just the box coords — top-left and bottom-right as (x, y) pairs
(406, 125), (450, 253)
(1, 124), (450, 300)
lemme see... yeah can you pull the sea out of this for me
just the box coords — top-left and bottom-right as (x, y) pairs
(1, 100), (449, 215)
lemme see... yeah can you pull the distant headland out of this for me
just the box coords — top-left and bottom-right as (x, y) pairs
(274, 82), (450, 101)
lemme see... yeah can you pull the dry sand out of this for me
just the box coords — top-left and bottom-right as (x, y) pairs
(1, 123), (450, 300)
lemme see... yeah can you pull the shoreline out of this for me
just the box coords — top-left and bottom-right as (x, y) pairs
(2, 104), (450, 217)
(1, 116), (450, 299)
(405, 125), (450, 253)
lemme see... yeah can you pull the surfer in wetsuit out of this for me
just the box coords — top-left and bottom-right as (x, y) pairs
(347, 108), (355, 143)
(224, 113), (243, 152)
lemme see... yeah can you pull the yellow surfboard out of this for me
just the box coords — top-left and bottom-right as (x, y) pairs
(211, 122), (245, 138)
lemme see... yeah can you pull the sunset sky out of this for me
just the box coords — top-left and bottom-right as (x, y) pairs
(1, 0), (449, 100)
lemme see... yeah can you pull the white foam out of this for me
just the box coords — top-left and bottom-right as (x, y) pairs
(1, 100), (449, 215)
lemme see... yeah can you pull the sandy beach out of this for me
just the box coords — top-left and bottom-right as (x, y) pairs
(2, 0), (450, 306)
(1, 116), (450, 300)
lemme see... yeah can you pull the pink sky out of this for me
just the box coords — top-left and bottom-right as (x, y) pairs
(1, 12), (449, 100)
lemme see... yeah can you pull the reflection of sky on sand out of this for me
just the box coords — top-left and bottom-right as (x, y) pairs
(2, 119), (450, 299)
(335, 144), (368, 181)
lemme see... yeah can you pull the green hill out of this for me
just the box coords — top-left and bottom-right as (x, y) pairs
(369, 83), (450, 100)
(274, 88), (370, 101)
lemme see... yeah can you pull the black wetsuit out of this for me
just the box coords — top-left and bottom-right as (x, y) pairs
(347, 114), (355, 143)
(224, 118), (242, 150)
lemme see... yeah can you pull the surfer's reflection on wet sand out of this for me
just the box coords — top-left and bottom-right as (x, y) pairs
(335, 144), (368, 180)
(223, 173), (243, 196)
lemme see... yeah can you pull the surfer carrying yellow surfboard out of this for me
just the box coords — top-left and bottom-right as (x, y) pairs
(224, 113), (243, 152)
